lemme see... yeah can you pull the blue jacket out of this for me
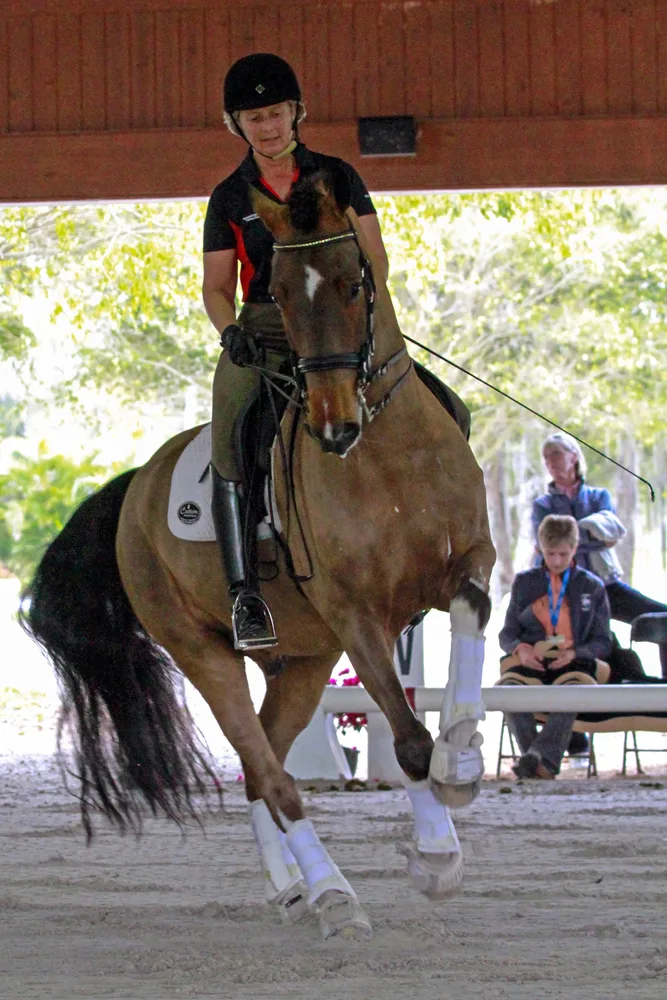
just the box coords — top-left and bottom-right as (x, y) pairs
(499, 564), (612, 662)
(532, 482), (619, 578)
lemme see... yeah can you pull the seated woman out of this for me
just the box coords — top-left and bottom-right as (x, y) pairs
(498, 514), (612, 779)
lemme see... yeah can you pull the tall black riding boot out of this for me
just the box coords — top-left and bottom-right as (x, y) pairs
(211, 468), (277, 651)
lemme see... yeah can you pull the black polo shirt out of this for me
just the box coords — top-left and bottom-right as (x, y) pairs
(203, 143), (376, 303)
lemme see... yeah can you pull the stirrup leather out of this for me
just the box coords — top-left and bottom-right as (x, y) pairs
(232, 589), (278, 651)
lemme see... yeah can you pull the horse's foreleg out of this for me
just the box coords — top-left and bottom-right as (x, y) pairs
(399, 778), (464, 901)
(343, 629), (433, 782)
(430, 577), (491, 808)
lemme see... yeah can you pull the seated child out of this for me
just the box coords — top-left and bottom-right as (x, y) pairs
(498, 514), (612, 779)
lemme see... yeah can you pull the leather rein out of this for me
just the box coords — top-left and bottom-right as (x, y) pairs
(271, 228), (412, 423)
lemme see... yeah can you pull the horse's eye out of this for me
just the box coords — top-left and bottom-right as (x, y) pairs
(349, 282), (362, 301)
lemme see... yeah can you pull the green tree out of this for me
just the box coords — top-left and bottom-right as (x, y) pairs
(376, 189), (667, 593)
(0, 444), (129, 585)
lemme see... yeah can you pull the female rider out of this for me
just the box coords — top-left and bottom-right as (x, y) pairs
(202, 52), (389, 651)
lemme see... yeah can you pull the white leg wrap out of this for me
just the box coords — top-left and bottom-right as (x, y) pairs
(439, 632), (486, 733)
(399, 778), (464, 900)
(404, 779), (461, 854)
(285, 818), (355, 906)
(429, 598), (487, 802)
(250, 800), (303, 904)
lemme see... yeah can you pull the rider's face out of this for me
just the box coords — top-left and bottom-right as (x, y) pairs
(237, 102), (295, 156)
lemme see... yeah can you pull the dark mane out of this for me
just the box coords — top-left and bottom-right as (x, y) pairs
(286, 173), (324, 233)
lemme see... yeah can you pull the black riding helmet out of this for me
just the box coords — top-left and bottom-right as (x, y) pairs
(223, 54), (304, 155)
(224, 53), (301, 114)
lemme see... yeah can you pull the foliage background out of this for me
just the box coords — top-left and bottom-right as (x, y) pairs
(1, 190), (665, 599)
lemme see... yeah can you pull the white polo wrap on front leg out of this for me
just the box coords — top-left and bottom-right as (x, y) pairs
(249, 800), (303, 904)
(404, 779), (461, 854)
(285, 818), (356, 906)
(439, 633), (486, 733)
(429, 592), (486, 796)
(400, 778), (464, 899)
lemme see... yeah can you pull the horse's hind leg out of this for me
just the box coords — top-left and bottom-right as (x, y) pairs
(247, 653), (372, 940)
(429, 577), (491, 808)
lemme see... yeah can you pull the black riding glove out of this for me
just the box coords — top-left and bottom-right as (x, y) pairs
(220, 324), (257, 367)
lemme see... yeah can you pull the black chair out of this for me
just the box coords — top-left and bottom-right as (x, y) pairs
(622, 613), (667, 774)
(496, 715), (597, 778)
(630, 612), (667, 648)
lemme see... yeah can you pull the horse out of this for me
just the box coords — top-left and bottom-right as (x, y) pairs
(21, 171), (495, 942)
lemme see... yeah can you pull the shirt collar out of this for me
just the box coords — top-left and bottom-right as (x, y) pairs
(239, 142), (311, 186)
(547, 478), (582, 498)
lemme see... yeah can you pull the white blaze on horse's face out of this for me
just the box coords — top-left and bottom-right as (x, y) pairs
(303, 264), (324, 302)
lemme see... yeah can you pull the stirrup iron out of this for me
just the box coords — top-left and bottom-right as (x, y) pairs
(232, 589), (278, 651)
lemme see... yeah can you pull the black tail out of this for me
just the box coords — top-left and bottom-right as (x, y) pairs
(20, 470), (217, 839)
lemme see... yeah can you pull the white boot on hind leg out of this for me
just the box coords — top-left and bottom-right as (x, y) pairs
(430, 594), (486, 809)
(250, 800), (309, 924)
(285, 817), (372, 942)
(399, 778), (464, 901)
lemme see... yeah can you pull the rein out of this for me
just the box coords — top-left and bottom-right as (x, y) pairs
(272, 228), (412, 422)
(403, 333), (656, 503)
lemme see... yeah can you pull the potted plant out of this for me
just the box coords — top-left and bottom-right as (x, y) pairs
(328, 664), (367, 777)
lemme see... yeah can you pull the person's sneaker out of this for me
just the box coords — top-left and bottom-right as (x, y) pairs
(232, 591), (278, 651)
(512, 751), (541, 779)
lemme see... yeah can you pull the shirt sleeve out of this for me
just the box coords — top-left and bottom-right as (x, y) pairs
(575, 584), (612, 662)
(203, 186), (237, 254)
(498, 578), (524, 654)
(345, 163), (377, 217)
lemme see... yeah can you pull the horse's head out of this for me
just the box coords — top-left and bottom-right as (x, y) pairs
(252, 171), (374, 456)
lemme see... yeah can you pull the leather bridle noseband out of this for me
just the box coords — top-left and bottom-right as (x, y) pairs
(272, 228), (412, 422)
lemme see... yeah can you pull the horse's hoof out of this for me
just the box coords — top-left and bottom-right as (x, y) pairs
(428, 735), (484, 809)
(429, 773), (483, 809)
(399, 842), (464, 901)
(398, 841), (464, 901)
(316, 890), (373, 942)
(271, 880), (310, 925)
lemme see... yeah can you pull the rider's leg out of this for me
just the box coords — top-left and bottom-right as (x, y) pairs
(211, 352), (276, 650)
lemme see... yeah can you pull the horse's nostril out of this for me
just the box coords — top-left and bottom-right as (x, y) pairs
(332, 422), (361, 454)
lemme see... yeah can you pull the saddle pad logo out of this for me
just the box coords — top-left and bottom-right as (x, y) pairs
(178, 501), (201, 525)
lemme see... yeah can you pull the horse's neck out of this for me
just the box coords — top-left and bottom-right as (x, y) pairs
(372, 278), (406, 365)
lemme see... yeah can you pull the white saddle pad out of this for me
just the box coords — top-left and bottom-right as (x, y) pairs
(167, 424), (278, 543)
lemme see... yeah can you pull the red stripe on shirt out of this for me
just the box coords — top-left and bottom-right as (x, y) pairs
(229, 220), (254, 302)
(259, 168), (300, 202)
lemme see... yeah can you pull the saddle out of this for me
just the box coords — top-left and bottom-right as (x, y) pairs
(414, 362), (470, 441)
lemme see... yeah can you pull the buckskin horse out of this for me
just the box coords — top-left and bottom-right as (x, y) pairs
(21, 172), (496, 942)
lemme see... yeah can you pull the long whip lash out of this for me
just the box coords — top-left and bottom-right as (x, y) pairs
(403, 334), (656, 503)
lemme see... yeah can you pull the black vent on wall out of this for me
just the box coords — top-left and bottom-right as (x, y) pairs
(357, 116), (417, 157)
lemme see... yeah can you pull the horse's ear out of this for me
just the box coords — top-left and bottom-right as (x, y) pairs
(249, 186), (292, 240)
(325, 164), (352, 214)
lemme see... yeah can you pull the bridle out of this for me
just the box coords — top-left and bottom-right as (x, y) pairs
(271, 228), (412, 422)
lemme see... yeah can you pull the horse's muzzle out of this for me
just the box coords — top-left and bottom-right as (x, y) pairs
(310, 420), (361, 457)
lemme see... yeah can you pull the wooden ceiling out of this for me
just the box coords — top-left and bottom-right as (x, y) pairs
(2, 0), (667, 201)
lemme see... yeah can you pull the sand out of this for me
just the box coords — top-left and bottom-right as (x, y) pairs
(1, 746), (666, 1000)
